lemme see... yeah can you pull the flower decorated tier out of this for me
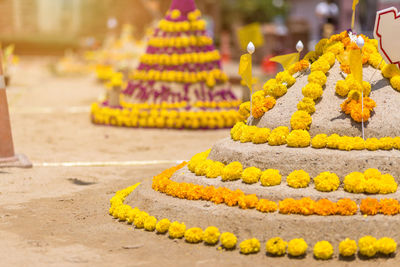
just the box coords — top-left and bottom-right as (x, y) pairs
(91, 0), (241, 129)
(110, 31), (400, 261)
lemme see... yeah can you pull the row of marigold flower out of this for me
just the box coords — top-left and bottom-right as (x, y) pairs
(188, 149), (397, 194)
(231, 121), (400, 151)
(110, 166), (397, 259)
(153, 162), (400, 215)
(91, 103), (241, 129)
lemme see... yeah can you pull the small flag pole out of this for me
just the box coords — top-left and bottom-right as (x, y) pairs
(247, 42), (255, 120)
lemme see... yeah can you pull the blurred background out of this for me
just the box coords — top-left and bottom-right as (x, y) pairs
(1, 0), (400, 76)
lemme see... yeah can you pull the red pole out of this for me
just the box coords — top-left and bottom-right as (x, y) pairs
(0, 48), (15, 159)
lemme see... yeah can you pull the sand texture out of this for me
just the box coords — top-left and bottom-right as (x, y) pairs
(208, 137), (400, 178)
(252, 61), (400, 138)
(127, 178), (400, 244)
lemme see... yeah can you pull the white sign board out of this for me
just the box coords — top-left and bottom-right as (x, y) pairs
(374, 7), (400, 68)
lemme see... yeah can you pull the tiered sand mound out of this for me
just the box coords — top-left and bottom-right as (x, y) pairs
(253, 61), (400, 138)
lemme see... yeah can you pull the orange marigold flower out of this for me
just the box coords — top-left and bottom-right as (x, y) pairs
(264, 96), (276, 110)
(186, 184), (204, 200)
(278, 198), (299, 214)
(363, 97), (376, 110)
(360, 198), (380, 215)
(380, 199), (400, 215)
(314, 199), (337, 216)
(211, 187), (227, 204)
(340, 64), (351, 74)
(297, 197), (315, 215)
(224, 189), (245, 207)
(252, 102), (266, 119)
(201, 186), (216, 201)
(238, 194), (259, 209)
(350, 106), (370, 123)
(256, 199), (278, 213)
(336, 198), (358, 215)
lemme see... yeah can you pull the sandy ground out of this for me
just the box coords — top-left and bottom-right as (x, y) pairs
(0, 57), (396, 266)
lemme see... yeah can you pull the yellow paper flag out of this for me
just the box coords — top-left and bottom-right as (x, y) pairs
(269, 53), (300, 71)
(351, 0), (359, 30)
(239, 53), (252, 90)
(349, 48), (363, 86)
(237, 23), (264, 51)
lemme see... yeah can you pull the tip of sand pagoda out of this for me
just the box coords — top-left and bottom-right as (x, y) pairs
(167, 0), (197, 20)
(252, 61), (400, 138)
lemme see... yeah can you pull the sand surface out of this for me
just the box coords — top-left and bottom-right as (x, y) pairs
(1, 57), (398, 266)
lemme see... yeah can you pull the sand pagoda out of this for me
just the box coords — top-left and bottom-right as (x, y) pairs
(109, 30), (400, 260)
(91, 0), (241, 129)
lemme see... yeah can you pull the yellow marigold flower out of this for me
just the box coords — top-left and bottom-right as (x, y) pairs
(268, 126), (290, 146)
(287, 170), (311, 188)
(390, 75), (400, 91)
(308, 71), (327, 86)
(184, 227), (203, 243)
(343, 172), (365, 193)
(364, 179), (381, 194)
(127, 207), (141, 223)
(358, 236), (378, 257)
(205, 161), (225, 178)
(290, 110), (312, 130)
(324, 41), (344, 56)
(276, 71), (296, 87)
(382, 64), (400, 79)
(169, 221), (186, 239)
(339, 238), (357, 257)
(335, 80), (349, 97)
(266, 237), (287, 256)
(379, 174), (398, 194)
(134, 211), (149, 228)
(314, 241), (333, 260)
(368, 52), (383, 68)
(156, 218), (171, 233)
(302, 82), (324, 100)
(320, 51), (336, 67)
(252, 127), (271, 144)
(194, 159), (213, 176)
(393, 136), (400, 149)
(310, 58), (331, 73)
(203, 226), (220, 245)
(286, 130), (311, 147)
(240, 238), (260, 254)
(240, 125), (258, 143)
(314, 171), (340, 192)
(304, 51), (318, 62)
(238, 102), (250, 121)
(297, 97), (316, 114)
(263, 79), (287, 97)
(260, 169), (281, 186)
(170, 9), (181, 19)
(220, 232), (237, 249)
(364, 168), (381, 180)
(379, 137), (394, 150)
(144, 216), (157, 231)
(256, 199), (278, 212)
(231, 121), (246, 141)
(362, 81), (372, 96)
(221, 161), (243, 181)
(311, 134), (328, 148)
(288, 238), (308, 257)
(242, 166), (262, 184)
(365, 137), (380, 151)
(377, 237), (397, 255)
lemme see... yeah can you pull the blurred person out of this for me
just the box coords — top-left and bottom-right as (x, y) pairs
(315, 0), (339, 38)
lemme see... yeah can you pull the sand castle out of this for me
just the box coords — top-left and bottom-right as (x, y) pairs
(109, 29), (400, 259)
(91, 0), (241, 129)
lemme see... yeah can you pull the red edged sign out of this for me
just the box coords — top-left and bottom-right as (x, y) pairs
(374, 7), (400, 67)
(374, 7), (400, 68)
